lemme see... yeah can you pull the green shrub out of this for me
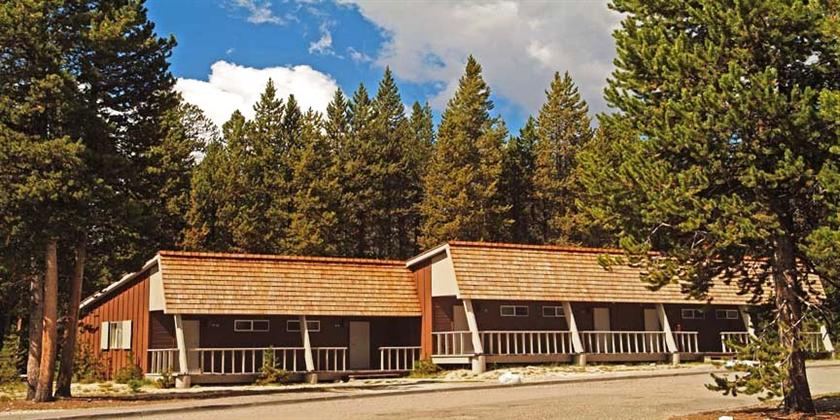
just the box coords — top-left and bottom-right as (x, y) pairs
(155, 369), (175, 389)
(0, 329), (22, 386)
(126, 378), (144, 393)
(255, 348), (290, 385)
(410, 358), (440, 378)
(73, 341), (106, 383)
(114, 352), (144, 384)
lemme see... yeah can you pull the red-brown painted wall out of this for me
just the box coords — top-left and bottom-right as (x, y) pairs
(78, 269), (152, 378)
(413, 264), (432, 358)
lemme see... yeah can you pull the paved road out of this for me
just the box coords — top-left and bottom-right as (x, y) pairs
(145, 365), (840, 420)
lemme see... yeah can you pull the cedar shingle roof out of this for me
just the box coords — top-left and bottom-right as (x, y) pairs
(444, 241), (815, 305)
(158, 251), (420, 316)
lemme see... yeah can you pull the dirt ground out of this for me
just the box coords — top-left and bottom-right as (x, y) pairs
(674, 394), (840, 420)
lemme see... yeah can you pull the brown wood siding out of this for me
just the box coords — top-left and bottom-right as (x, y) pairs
(665, 304), (746, 352)
(432, 296), (458, 331)
(148, 311), (176, 349)
(413, 264), (433, 358)
(78, 270), (151, 378)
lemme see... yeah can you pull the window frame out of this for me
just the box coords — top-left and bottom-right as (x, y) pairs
(681, 309), (705, 320)
(286, 319), (320, 332)
(541, 305), (565, 318)
(233, 319), (270, 333)
(715, 309), (739, 320)
(500, 305), (529, 317)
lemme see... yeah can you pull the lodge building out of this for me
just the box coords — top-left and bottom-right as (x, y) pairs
(78, 241), (835, 386)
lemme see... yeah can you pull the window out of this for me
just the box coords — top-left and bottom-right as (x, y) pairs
(286, 319), (320, 332)
(100, 320), (131, 350)
(681, 309), (705, 320)
(541, 306), (565, 318)
(716, 309), (739, 320)
(500, 305), (529, 317)
(234, 319), (270, 332)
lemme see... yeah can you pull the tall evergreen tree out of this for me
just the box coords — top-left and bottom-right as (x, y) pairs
(420, 56), (510, 247)
(286, 111), (341, 255)
(583, 0), (840, 412)
(502, 116), (538, 244)
(407, 101), (436, 250)
(531, 72), (593, 244)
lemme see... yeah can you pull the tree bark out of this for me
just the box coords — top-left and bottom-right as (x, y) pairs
(34, 239), (58, 402)
(25, 271), (43, 400)
(55, 242), (85, 398)
(773, 234), (815, 413)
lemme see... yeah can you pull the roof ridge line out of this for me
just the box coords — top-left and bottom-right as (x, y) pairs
(447, 240), (626, 255)
(157, 250), (407, 266)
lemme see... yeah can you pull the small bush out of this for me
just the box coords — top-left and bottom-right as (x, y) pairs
(114, 352), (144, 384)
(155, 369), (175, 389)
(126, 379), (144, 393)
(255, 348), (291, 385)
(73, 341), (106, 383)
(0, 329), (22, 387)
(410, 358), (440, 378)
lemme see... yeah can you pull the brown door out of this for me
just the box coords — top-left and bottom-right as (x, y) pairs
(349, 321), (370, 369)
(452, 305), (474, 354)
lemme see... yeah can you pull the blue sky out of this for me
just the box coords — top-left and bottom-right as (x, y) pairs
(147, 0), (621, 133)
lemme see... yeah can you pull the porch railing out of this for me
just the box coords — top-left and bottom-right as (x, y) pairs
(189, 347), (347, 374)
(432, 331), (474, 356)
(480, 330), (573, 355)
(802, 332), (827, 353)
(148, 348), (179, 374)
(673, 331), (699, 353)
(379, 346), (421, 371)
(580, 331), (668, 354)
(720, 331), (750, 353)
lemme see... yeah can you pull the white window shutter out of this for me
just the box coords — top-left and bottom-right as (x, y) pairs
(121, 320), (132, 349)
(100, 322), (109, 350)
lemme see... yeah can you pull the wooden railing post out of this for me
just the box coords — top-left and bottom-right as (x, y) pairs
(462, 299), (483, 354)
(820, 325), (835, 357)
(738, 305), (756, 338)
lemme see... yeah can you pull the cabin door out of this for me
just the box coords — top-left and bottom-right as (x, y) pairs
(452, 305), (474, 354)
(593, 307), (611, 352)
(644, 308), (660, 331)
(349, 321), (370, 370)
(183, 320), (200, 373)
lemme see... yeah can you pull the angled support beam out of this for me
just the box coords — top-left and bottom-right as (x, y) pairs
(173, 315), (189, 375)
(300, 315), (315, 372)
(462, 299), (483, 354)
(738, 305), (756, 338)
(819, 324), (835, 357)
(562, 302), (584, 354)
(655, 304), (678, 354)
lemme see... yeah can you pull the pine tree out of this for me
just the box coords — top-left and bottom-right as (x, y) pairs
(407, 101), (435, 250)
(502, 117), (538, 244)
(587, 0), (840, 412)
(531, 72), (592, 244)
(0, 328), (21, 386)
(286, 111), (341, 255)
(420, 56), (510, 247)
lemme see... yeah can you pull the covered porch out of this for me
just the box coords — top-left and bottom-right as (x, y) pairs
(145, 313), (421, 383)
(426, 298), (835, 369)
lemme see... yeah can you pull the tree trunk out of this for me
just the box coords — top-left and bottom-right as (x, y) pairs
(25, 271), (43, 400)
(773, 234), (815, 413)
(34, 239), (58, 403)
(55, 242), (85, 398)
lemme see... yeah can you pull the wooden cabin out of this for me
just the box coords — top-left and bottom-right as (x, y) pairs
(78, 241), (834, 385)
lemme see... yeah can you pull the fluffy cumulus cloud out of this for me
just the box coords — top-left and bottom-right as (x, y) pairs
(345, 0), (622, 114)
(175, 61), (339, 128)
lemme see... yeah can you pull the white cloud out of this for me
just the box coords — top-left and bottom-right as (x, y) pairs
(347, 47), (373, 63)
(175, 61), (340, 128)
(344, 0), (622, 114)
(308, 23), (334, 55)
(231, 0), (284, 25)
